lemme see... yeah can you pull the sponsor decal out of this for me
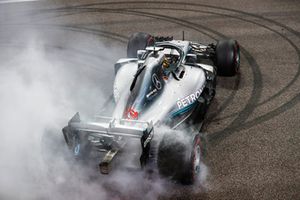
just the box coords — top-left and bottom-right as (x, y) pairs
(74, 143), (80, 156)
(176, 85), (205, 109)
(152, 73), (162, 90)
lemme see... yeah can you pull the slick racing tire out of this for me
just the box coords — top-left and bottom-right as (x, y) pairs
(215, 39), (240, 76)
(157, 132), (203, 184)
(127, 32), (154, 58)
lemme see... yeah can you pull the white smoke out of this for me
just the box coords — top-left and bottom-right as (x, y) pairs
(0, 34), (102, 199)
(0, 26), (169, 200)
(0, 37), (210, 200)
(0, 9), (209, 200)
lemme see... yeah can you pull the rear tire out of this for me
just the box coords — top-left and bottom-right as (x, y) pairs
(215, 39), (240, 76)
(157, 132), (203, 184)
(127, 32), (154, 58)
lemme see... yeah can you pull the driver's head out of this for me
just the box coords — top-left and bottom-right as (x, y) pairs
(162, 57), (170, 69)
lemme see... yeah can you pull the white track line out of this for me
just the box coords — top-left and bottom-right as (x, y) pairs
(0, 0), (40, 4)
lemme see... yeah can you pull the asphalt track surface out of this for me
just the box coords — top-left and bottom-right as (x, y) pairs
(1, 0), (299, 199)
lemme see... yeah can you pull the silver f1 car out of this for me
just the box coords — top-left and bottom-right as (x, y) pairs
(62, 32), (240, 184)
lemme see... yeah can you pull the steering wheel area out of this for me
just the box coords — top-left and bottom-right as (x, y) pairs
(156, 42), (184, 71)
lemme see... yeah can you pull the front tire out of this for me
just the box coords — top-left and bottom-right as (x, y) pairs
(215, 39), (240, 76)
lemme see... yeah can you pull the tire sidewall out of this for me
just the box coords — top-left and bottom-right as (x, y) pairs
(157, 132), (203, 184)
(189, 134), (202, 183)
(216, 39), (240, 76)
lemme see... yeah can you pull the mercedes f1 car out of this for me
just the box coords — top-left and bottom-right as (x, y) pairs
(62, 32), (240, 184)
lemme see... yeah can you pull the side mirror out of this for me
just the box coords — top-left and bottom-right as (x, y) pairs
(186, 54), (197, 64)
(137, 50), (147, 60)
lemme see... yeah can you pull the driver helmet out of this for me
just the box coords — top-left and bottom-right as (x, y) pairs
(162, 57), (170, 80)
(162, 57), (170, 69)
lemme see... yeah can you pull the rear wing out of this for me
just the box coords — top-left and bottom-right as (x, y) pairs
(62, 112), (154, 174)
(63, 112), (153, 141)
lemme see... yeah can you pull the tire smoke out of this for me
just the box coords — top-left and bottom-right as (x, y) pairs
(0, 7), (209, 200)
(0, 27), (167, 200)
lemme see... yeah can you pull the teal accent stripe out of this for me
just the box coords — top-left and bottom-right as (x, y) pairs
(171, 102), (196, 117)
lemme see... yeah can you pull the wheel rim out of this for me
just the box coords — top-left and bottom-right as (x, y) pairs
(235, 44), (240, 72)
(193, 145), (201, 176)
(236, 50), (240, 66)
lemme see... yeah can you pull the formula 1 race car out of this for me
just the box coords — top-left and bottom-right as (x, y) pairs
(62, 32), (240, 184)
